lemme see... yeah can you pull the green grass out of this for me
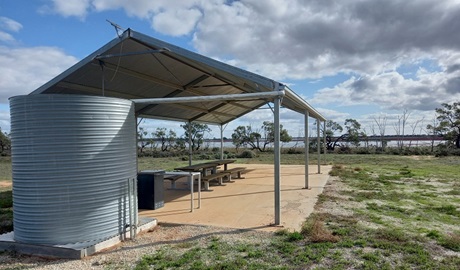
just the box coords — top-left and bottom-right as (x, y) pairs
(0, 156), (12, 180)
(1, 153), (460, 269)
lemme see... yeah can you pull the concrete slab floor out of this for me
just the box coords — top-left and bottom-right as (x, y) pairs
(139, 164), (331, 232)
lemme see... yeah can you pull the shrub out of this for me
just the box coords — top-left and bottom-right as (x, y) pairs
(286, 147), (303, 154)
(237, 150), (257, 158)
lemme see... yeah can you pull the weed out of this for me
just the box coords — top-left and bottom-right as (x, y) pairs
(286, 231), (303, 242)
(434, 205), (459, 217)
(374, 227), (409, 242)
(426, 230), (442, 239)
(362, 251), (381, 263)
(439, 232), (460, 252)
(446, 189), (460, 195)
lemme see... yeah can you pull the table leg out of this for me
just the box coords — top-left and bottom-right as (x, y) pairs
(190, 172), (194, 212)
(198, 173), (201, 209)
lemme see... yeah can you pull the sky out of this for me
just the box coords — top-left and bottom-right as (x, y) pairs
(1, 0), (460, 139)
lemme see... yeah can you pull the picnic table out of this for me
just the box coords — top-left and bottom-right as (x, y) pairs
(204, 159), (236, 171)
(174, 162), (220, 176)
(174, 160), (236, 191)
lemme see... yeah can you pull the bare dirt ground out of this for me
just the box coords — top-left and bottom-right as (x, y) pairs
(0, 181), (11, 189)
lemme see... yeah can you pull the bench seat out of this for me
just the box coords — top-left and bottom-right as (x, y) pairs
(201, 172), (231, 191)
(220, 167), (249, 179)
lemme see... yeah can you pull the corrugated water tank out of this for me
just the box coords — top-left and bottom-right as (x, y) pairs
(9, 94), (137, 245)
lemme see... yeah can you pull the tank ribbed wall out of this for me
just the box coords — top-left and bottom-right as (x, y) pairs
(9, 94), (137, 245)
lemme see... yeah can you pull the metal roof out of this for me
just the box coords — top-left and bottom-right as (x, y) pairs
(31, 29), (326, 124)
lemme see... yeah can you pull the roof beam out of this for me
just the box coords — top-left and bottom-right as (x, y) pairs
(135, 75), (211, 116)
(190, 102), (227, 122)
(131, 91), (285, 104)
(56, 81), (141, 99)
(168, 103), (234, 118)
(225, 100), (254, 110)
(100, 62), (185, 90)
(95, 49), (168, 60)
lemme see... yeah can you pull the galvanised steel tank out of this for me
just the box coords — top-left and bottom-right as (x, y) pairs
(9, 94), (137, 245)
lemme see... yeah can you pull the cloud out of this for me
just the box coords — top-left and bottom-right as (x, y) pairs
(0, 17), (23, 43)
(43, 0), (460, 78)
(0, 46), (78, 103)
(310, 66), (460, 112)
(192, 0), (460, 80)
(0, 17), (23, 32)
(0, 32), (15, 42)
(152, 8), (202, 36)
(41, 0), (92, 18)
(45, 0), (205, 36)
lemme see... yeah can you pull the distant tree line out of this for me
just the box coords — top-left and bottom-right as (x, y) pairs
(136, 101), (459, 157)
(0, 127), (11, 156)
(317, 101), (460, 155)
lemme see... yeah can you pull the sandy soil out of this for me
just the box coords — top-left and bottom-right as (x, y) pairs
(0, 181), (12, 188)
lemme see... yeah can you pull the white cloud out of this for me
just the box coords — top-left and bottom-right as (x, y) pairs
(152, 8), (202, 36)
(42, 0), (460, 78)
(41, 0), (92, 18)
(0, 31), (14, 42)
(0, 17), (23, 43)
(310, 65), (460, 112)
(45, 0), (206, 35)
(0, 46), (78, 103)
(0, 17), (23, 32)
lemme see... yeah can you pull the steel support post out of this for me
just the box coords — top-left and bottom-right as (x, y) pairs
(317, 119), (321, 174)
(304, 110), (310, 189)
(220, 125), (224, 159)
(274, 96), (281, 225)
(323, 121), (327, 164)
(188, 121), (192, 166)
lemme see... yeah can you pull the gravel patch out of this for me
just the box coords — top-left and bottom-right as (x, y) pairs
(0, 223), (272, 270)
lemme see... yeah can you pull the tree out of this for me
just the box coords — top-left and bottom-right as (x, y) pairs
(231, 121), (292, 152)
(319, 119), (363, 150)
(137, 127), (151, 154)
(231, 126), (249, 153)
(344, 118), (362, 147)
(0, 127), (11, 154)
(373, 114), (388, 149)
(153, 127), (177, 152)
(431, 102), (460, 148)
(181, 122), (211, 151)
(392, 109), (411, 149)
(320, 120), (343, 151)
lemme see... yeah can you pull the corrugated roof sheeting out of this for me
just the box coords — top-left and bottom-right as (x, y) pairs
(31, 28), (326, 124)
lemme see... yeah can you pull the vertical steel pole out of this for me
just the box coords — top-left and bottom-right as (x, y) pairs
(132, 178), (137, 239)
(127, 178), (133, 239)
(323, 121), (327, 164)
(274, 96), (281, 225)
(317, 119), (321, 174)
(188, 121), (192, 166)
(220, 125), (224, 159)
(304, 110), (310, 189)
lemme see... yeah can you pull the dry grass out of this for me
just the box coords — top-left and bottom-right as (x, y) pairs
(301, 214), (340, 243)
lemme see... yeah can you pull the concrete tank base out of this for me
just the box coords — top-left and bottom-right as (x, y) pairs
(0, 217), (157, 259)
